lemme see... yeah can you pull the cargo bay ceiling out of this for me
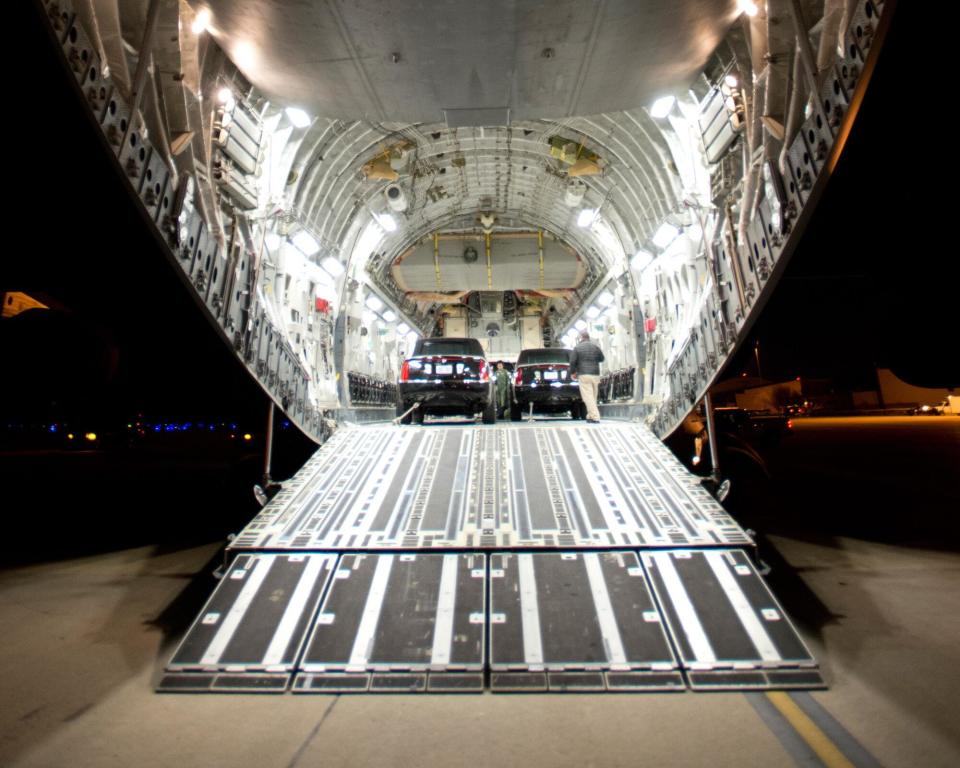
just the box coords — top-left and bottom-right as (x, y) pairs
(45, 0), (887, 439)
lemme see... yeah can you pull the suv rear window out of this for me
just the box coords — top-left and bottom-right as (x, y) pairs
(517, 348), (571, 365)
(414, 337), (485, 357)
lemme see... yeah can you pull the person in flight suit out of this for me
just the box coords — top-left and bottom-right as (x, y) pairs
(569, 331), (604, 422)
(494, 361), (511, 418)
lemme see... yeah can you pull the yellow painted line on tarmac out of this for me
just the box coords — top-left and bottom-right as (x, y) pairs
(765, 692), (855, 768)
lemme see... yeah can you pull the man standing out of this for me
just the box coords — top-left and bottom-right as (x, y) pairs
(494, 361), (511, 419)
(569, 331), (604, 422)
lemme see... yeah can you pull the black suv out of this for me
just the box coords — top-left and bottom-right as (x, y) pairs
(397, 337), (495, 424)
(511, 348), (584, 420)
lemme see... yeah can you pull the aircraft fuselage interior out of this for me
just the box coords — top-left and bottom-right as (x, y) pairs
(37, 0), (891, 442)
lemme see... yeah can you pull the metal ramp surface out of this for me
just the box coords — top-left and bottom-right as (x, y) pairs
(229, 423), (750, 551)
(160, 423), (823, 694)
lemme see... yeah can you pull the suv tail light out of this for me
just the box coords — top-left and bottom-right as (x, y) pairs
(400, 360), (410, 382)
(514, 368), (523, 386)
(478, 360), (489, 382)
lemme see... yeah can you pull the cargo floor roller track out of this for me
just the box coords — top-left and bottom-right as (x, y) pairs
(160, 423), (823, 694)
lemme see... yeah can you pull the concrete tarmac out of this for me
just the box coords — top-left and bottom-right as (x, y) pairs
(1, 417), (958, 767)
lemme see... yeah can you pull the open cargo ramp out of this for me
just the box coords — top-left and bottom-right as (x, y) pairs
(160, 422), (822, 694)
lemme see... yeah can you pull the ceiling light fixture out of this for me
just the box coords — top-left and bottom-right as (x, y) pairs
(650, 96), (676, 118)
(191, 8), (211, 35)
(652, 222), (680, 249)
(376, 213), (397, 232)
(292, 231), (320, 256)
(631, 249), (654, 270)
(320, 256), (344, 276)
(285, 107), (311, 128)
(577, 208), (598, 228)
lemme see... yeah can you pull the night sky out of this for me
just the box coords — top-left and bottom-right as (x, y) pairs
(5, 1), (954, 430)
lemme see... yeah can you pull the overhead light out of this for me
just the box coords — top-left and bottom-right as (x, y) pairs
(631, 249), (653, 270)
(365, 295), (384, 312)
(376, 213), (397, 232)
(397, 323), (410, 335)
(724, 74), (739, 89)
(650, 96), (676, 118)
(597, 290), (614, 307)
(191, 8), (211, 35)
(292, 230), (320, 256)
(574, 320), (587, 331)
(265, 233), (281, 250)
(738, 0), (759, 17)
(320, 256), (344, 276)
(362, 310), (376, 325)
(652, 222), (680, 249)
(233, 42), (256, 71)
(577, 208), (597, 228)
(217, 87), (235, 107)
(383, 310), (397, 322)
(585, 306), (601, 319)
(285, 107), (311, 128)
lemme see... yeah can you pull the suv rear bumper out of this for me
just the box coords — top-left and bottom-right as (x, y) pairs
(399, 381), (491, 409)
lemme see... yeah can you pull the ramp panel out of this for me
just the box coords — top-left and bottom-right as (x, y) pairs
(488, 551), (684, 692)
(642, 549), (824, 690)
(164, 553), (336, 673)
(296, 553), (485, 684)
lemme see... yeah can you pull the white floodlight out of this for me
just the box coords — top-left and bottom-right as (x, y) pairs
(585, 306), (601, 319)
(652, 222), (680, 249)
(577, 208), (598, 228)
(320, 256), (344, 276)
(285, 107), (311, 128)
(597, 290), (614, 307)
(376, 213), (397, 232)
(383, 310), (397, 322)
(365, 295), (384, 312)
(574, 320), (588, 331)
(397, 323), (410, 335)
(738, 0), (759, 18)
(191, 8), (211, 35)
(631, 249), (653, 270)
(650, 96), (676, 118)
(292, 230), (320, 256)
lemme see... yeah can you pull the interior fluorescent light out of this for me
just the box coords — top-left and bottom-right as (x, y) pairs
(650, 96), (676, 118)
(597, 290), (614, 307)
(383, 310), (397, 322)
(652, 222), (680, 249)
(574, 320), (587, 331)
(397, 323), (410, 335)
(585, 306), (601, 319)
(631, 249), (653, 270)
(217, 87), (235, 107)
(320, 256), (344, 276)
(376, 213), (397, 232)
(738, 0), (759, 17)
(724, 74), (739, 88)
(292, 231), (320, 256)
(191, 8), (211, 34)
(285, 107), (311, 128)
(577, 208), (597, 228)
(365, 295), (384, 312)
